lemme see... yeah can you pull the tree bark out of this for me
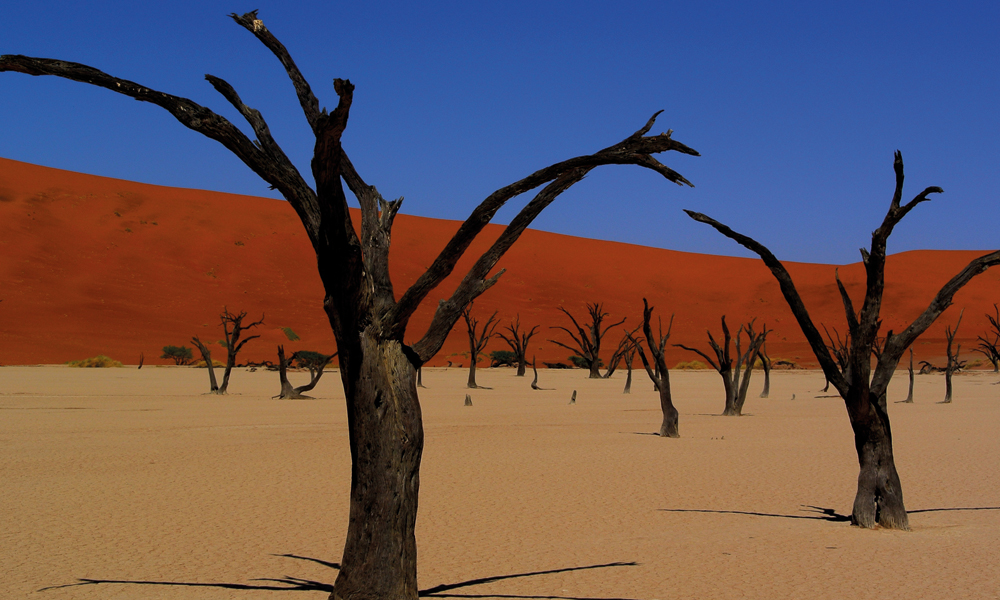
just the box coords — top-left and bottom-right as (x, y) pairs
(191, 336), (220, 393)
(849, 391), (907, 529)
(759, 344), (771, 398)
(903, 348), (914, 403)
(333, 335), (423, 600)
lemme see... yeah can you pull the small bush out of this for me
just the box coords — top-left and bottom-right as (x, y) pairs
(489, 350), (517, 367)
(67, 355), (123, 368)
(281, 327), (301, 342)
(674, 360), (708, 370)
(161, 345), (194, 365)
(568, 355), (602, 369)
(194, 359), (225, 368)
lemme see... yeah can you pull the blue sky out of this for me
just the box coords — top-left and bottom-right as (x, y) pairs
(2, 1), (997, 264)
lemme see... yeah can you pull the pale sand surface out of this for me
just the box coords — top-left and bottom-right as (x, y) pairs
(3, 366), (999, 599)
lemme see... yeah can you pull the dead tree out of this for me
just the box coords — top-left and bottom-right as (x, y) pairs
(216, 308), (264, 394)
(0, 16), (698, 598)
(497, 315), (539, 377)
(900, 348), (915, 403)
(687, 151), (1000, 530)
(758, 341), (771, 398)
(275, 346), (336, 399)
(603, 329), (640, 378)
(462, 304), (499, 389)
(943, 310), (964, 403)
(627, 299), (679, 437)
(973, 304), (1000, 372)
(820, 324), (850, 393)
(549, 303), (625, 379)
(675, 316), (769, 416)
(622, 342), (638, 394)
(190, 336), (220, 393)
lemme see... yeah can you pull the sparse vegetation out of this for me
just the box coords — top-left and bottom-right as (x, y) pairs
(160, 345), (194, 365)
(67, 355), (122, 368)
(674, 360), (708, 370)
(281, 327), (300, 341)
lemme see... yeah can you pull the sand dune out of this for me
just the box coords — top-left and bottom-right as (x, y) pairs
(1, 157), (997, 368)
(3, 366), (999, 599)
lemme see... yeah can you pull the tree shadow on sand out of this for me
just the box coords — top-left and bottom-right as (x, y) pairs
(39, 555), (641, 599)
(660, 505), (1000, 523)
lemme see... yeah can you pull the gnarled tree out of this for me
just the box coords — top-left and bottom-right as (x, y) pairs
(216, 308), (264, 394)
(275, 346), (336, 399)
(973, 304), (999, 373)
(943, 310), (964, 403)
(549, 302), (625, 379)
(687, 151), (1000, 530)
(462, 304), (499, 389)
(675, 316), (769, 416)
(628, 299), (679, 437)
(497, 314), (538, 377)
(0, 14), (699, 598)
(603, 328), (641, 379)
(758, 341), (771, 398)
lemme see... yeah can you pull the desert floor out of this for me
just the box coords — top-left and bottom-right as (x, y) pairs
(3, 365), (999, 599)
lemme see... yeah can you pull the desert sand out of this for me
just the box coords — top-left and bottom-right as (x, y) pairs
(2, 157), (998, 368)
(4, 365), (999, 599)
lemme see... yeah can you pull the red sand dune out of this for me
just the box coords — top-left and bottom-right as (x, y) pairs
(1, 157), (997, 368)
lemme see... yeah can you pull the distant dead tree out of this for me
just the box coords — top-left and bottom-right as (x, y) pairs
(898, 348), (915, 403)
(0, 15), (699, 597)
(462, 304), (499, 389)
(529, 356), (551, 390)
(687, 151), (1000, 530)
(973, 303), (1000, 372)
(274, 347), (336, 399)
(622, 341), (638, 394)
(497, 315), (539, 377)
(675, 316), (769, 416)
(758, 341), (771, 398)
(549, 302), (625, 379)
(190, 336), (220, 392)
(627, 299), (679, 437)
(602, 329), (641, 378)
(820, 324), (850, 393)
(191, 308), (264, 394)
(943, 310), (965, 403)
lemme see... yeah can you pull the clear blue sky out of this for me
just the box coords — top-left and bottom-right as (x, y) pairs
(2, 1), (997, 264)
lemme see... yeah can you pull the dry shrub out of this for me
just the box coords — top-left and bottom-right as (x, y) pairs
(674, 360), (708, 370)
(67, 355), (123, 368)
(193, 359), (226, 368)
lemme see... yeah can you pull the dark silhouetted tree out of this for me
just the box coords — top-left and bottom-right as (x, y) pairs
(758, 341), (771, 398)
(1, 13), (698, 597)
(974, 304), (1000, 373)
(190, 336), (220, 393)
(943, 310), (964, 403)
(627, 299), (679, 437)
(462, 304), (499, 389)
(603, 328), (640, 379)
(275, 346), (336, 399)
(687, 151), (1000, 530)
(550, 303), (625, 379)
(217, 308), (264, 394)
(497, 315), (539, 376)
(676, 317), (769, 416)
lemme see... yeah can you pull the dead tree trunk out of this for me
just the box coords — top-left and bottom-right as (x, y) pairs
(943, 310), (964, 403)
(759, 342), (771, 398)
(462, 304), (498, 389)
(191, 336), (220, 393)
(2, 18), (698, 598)
(628, 300), (679, 437)
(603, 329), (640, 379)
(217, 308), (264, 394)
(675, 317), (768, 416)
(903, 348), (914, 403)
(497, 315), (538, 377)
(973, 304), (1000, 372)
(549, 303), (625, 379)
(623, 346), (636, 394)
(688, 151), (1000, 530)
(275, 346), (335, 399)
